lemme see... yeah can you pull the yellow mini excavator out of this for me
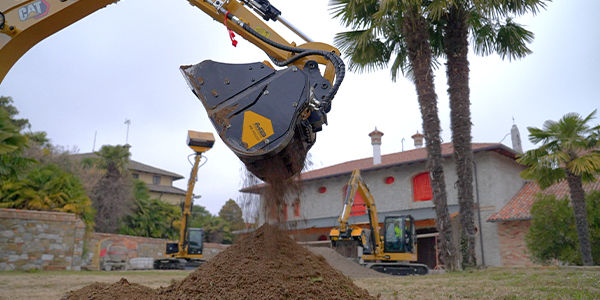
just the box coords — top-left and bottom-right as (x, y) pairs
(329, 169), (429, 276)
(154, 130), (214, 270)
(0, 0), (345, 181)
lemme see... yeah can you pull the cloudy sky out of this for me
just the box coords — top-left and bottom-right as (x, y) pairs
(1, 0), (598, 215)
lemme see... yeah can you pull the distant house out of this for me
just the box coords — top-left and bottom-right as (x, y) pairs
(72, 153), (186, 206)
(242, 127), (550, 268)
(488, 178), (600, 266)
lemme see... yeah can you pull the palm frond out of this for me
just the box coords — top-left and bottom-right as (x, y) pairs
(494, 18), (534, 60)
(329, 0), (379, 29)
(425, 0), (451, 21)
(568, 153), (600, 177)
(334, 30), (391, 73)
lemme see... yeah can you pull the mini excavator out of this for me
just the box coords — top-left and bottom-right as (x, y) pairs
(154, 130), (214, 270)
(329, 170), (429, 276)
(0, 0), (345, 181)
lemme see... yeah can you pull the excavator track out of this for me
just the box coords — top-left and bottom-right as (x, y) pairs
(366, 262), (429, 276)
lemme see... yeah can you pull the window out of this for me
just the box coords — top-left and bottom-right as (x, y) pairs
(342, 184), (367, 216)
(293, 198), (300, 217)
(269, 204), (288, 222)
(413, 172), (433, 201)
(152, 175), (161, 185)
(132, 173), (139, 179)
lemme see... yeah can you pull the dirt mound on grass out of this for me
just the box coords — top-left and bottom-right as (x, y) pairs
(62, 278), (157, 300)
(63, 225), (373, 300)
(158, 224), (373, 299)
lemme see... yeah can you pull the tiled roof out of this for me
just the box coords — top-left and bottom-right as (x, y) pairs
(147, 184), (187, 196)
(488, 178), (600, 222)
(128, 160), (184, 180)
(241, 143), (517, 193)
(71, 153), (184, 180)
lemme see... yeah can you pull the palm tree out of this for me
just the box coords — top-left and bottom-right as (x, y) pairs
(0, 107), (33, 180)
(91, 144), (135, 233)
(517, 110), (600, 266)
(0, 164), (95, 229)
(431, 0), (548, 267)
(330, 0), (460, 270)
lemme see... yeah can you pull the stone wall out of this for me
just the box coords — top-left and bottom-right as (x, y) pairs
(0, 208), (85, 271)
(497, 220), (535, 266)
(82, 233), (229, 270)
(0, 208), (229, 271)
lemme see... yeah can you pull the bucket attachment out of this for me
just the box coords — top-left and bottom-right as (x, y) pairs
(181, 60), (331, 182)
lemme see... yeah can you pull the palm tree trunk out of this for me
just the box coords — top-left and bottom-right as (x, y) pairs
(565, 173), (594, 265)
(444, 5), (477, 268)
(402, 8), (460, 271)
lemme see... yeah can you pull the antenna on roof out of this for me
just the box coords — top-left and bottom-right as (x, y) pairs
(92, 130), (97, 152)
(124, 119), (131, 145)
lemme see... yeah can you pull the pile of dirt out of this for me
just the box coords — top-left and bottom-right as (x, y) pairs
(62, 278), (157, 300)
(158, 224), (374, 299)
(64, 225), (373, 299)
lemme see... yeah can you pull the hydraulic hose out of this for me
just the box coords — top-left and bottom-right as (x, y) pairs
(241, 22), (345, 111)
(221, 11), (345, 112)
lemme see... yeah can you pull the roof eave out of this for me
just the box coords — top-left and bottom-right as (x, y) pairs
(487, 216), (531, 223)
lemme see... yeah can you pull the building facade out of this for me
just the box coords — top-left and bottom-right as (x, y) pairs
(73, 153), (186, 206)
(128, 160), (186, 205)
(244, 138), (530, 267)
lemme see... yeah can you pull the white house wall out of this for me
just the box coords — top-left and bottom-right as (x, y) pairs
(256, 148), (526, 267)
(472, 151), (526, 266)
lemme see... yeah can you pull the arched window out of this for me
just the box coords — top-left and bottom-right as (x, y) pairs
(413, 172), (433, 201)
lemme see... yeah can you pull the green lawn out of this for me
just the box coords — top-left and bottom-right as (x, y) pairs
(0, 266), (598, 299)
(355, 266), (600, 299)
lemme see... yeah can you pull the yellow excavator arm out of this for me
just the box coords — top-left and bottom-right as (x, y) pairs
(330, 169), (385, 257)
(0, 0), (345, 181)
(0, 0), (338, 83)
(329, 169), (427, 276)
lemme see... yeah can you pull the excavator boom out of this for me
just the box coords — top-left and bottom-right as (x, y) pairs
(0, 0), (345, 181)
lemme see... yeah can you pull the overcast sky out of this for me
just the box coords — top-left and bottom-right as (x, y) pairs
(1, 0), (598, 215)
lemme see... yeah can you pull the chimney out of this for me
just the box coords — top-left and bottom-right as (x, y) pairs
(411, 131), (424, 148)
(511, 124), (523, 154)
(369, 127), (384, 165)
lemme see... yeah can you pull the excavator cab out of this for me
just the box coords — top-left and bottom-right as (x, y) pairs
(383, 216), (416, 254)
(187, 228), (204, 255)
(165, 227), (203, 256)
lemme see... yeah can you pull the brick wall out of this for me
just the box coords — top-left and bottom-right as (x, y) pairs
(497, 220), (536, 266)
(82, 233), (229, 270)
(82, 232), (169, 270)
(0, 208), (85, 271)
(0, 208), (228, 271)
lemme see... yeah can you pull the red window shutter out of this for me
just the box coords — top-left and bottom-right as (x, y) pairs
(343, 184), (367, 216)
(413, 172), (433, 201)
(293, 200), (300, 217)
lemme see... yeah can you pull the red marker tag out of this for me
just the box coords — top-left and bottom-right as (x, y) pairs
(224, 12), (238, 47)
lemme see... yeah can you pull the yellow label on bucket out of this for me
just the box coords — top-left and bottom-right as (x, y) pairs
(242, 111), (274, 149)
